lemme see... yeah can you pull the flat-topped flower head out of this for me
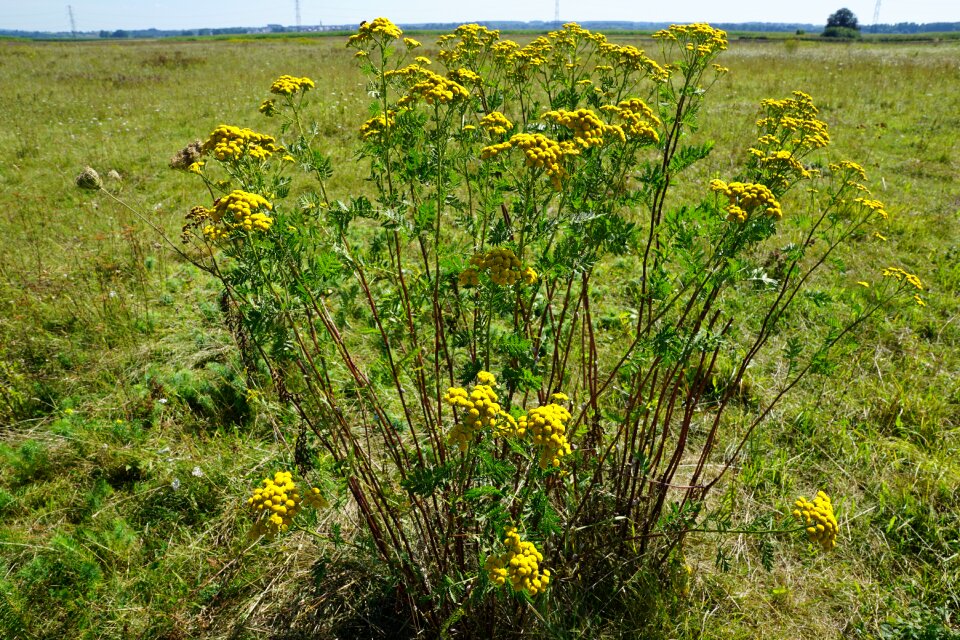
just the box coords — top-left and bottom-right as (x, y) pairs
(710, 179), (782, 222)
(399, 68), (471, 105)
(348, 17), (402, 46)
(479, 111), (513, 137)
(598, 41), (669, 81)
(601, 98), (661, 144)
(436, 23), (501, 66)
(187, 190), (274, 241)
(542, 108), (621, 149)
(481, 133), (577, 190)
(269, 74), (315, 96)
(654, 23), (728, 59)
(202, 125), (282, 162)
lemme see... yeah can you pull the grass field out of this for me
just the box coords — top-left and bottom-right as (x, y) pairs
(0, 31), (958, 639)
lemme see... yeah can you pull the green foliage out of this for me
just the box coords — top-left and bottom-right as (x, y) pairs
(879, 606), (960, 640)
(823, 26), (863, 39)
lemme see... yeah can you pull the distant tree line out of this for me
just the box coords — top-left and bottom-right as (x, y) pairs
(868, 22), (960, 33)
(1, 20), (958, 40)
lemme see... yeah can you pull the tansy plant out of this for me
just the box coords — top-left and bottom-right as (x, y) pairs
(145, 18), (924, 634)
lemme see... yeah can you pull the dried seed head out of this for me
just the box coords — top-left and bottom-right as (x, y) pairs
(75, 166), (102, 190)
(106, 169), (122, 181)
(169, 140), (203, 169)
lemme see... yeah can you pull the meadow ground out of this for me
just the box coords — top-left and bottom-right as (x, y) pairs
(0, 32), (958, 638)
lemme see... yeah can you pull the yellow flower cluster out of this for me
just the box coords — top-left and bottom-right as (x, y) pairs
(269, 74), (315, 96)
(464, 247), (536, 286)
(882, 267), (923, 291)
(188, 190), (274, 240)
(449, 67), (481, 86)
(444, 372), (517, 450)
(347, 17), (402, 46)
(387, 65), (470, 105)
(490, 39), (521, 67)
(709, 179), (782, 222)
(517, 401), (573, 469)
(853, 197), (888, 220)
(882, 266), (925, 305)
(748, 148), (813, 180)
(436, 23), (501, 66)
(213, 190), (274, 232)
(476, 370), (496, 386)
(543, 108), (624, 148)
(601, 98), (661, 144)
(747, 92), (830, 187)
(384, 64), (424, 80)
(479, 111), (513, 137)
(359, 110), (396, 140)
(756, 93), (829, 150)
(830, 159), (867, 181)
(259, 99), (277, 117)
(407, 70), (471, 105)
(598, 42), (670, 81)
(403, 37), (421, 48)
(202, 125), (282, 162)
(541, 21), (588, 51)
(247, 470), (327, 538)
(485, 527), (550, 595)
(653, 23), (729, 58)
(482, 133), (576, 189)
(793, 491), (838, 551)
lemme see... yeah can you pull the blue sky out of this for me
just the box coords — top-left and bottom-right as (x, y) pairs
(2, 0), (957, 32)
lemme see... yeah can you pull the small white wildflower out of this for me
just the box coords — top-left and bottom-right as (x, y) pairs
(158, 398), (168, 404)
(109, 290), (117, 298)
(171, 478), (181, 490)
(191, 466), (203, 477)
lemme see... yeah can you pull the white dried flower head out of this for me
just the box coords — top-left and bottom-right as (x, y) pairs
(75, 166), (102, 190)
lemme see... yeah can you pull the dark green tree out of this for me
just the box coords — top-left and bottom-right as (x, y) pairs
(823, 8), (862, 38)
(827, 8), (859, 29)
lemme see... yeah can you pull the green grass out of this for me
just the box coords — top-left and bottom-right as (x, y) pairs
(0, 33), (958, 638)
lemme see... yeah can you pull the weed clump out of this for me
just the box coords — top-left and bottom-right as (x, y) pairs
(161, 18), (918, 634)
